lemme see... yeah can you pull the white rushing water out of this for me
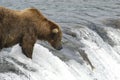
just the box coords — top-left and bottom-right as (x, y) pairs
(0, 0), (120, 80)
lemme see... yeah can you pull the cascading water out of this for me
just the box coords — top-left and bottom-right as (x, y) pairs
(0, 0), (120, 80)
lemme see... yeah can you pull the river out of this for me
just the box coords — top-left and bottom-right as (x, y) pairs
(0, 0), (120, 80)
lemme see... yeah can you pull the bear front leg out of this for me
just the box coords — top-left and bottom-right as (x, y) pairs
(21, 34), (37, 59)
(21, 43), (34, 59)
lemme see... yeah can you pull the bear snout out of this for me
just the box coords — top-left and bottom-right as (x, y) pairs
(51, 43), (63, 50)
(53, 43), (63, 50)
(55, 46), (63, 50)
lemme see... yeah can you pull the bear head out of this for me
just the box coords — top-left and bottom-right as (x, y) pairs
(48, 21), (63, 50)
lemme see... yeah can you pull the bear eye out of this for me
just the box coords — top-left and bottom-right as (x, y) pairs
(51, 33), (56, 39)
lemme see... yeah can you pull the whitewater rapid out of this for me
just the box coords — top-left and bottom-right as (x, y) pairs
(0, 44), (91, 80)
(0, 0), (120, 80)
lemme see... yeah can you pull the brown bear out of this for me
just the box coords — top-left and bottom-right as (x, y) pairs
(0, 6), (62, 58)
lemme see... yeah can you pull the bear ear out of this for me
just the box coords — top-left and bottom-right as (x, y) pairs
(52, 28), (59, 33)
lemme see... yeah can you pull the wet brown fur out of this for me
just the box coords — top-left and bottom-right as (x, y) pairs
(0, 6), (62, 58)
